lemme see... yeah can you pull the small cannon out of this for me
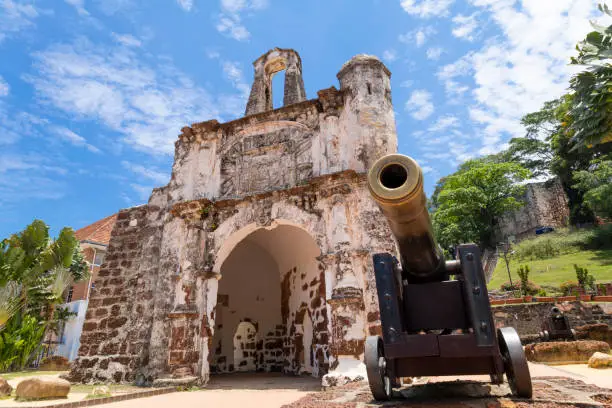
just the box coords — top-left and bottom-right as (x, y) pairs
(539, 307), (576, 342)
(364, 154), (532, 400)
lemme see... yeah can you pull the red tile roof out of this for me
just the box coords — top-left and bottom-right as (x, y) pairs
(74, 213), (117, 246)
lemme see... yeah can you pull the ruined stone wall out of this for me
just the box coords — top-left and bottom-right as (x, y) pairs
(496, 178), (570, 242)
(70, 52), (399, 384)
(493, 301), (612, 336)
(68, 196), (166, 383)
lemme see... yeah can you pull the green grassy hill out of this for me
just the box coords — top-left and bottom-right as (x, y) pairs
(487, 226), (612, 291)
(489, 249), (612, 289)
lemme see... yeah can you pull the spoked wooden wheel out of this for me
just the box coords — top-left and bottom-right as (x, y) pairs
(498, 327), (533, 398)
(365, 336), (392, 401)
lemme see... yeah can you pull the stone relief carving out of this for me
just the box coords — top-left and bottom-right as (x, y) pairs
(220, 123), (314, 198)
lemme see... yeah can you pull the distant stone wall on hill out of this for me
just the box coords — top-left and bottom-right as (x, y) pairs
(495, 178), (569, 243)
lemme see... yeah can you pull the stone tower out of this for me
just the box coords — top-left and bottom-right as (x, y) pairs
(68, 48), (399, 385)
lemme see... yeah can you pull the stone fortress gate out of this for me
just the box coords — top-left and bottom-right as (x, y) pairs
(69, 48), (400, 384)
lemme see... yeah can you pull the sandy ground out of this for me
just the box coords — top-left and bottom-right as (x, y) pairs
(1, 364), (610, 408)
(98, 373), (320, 408)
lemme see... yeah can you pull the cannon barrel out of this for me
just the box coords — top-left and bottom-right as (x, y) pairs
(367, 154), (446, 282)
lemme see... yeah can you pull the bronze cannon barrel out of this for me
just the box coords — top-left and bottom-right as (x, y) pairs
(367, 154), (446, 282)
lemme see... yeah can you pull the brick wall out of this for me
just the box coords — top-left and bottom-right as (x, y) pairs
(493, 301), (612, 336)
(68, 204), (164, 383)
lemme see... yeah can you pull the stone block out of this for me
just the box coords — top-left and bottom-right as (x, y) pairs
(525, 340), (610, 363)
(0, 377), (12, 397)
(15, 377), (70, 400)
(588, 351), (612, 368)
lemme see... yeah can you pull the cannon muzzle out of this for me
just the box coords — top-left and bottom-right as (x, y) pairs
(367, 154), (446, 282)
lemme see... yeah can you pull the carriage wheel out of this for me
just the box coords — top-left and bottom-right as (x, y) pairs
(365, 336), (392, 401)
(498, 327), (533, 398)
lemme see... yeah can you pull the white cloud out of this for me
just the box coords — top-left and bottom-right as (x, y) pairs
(382, 49), (397, 62)
(221, 0), (268, 13)
(426, 47), (443, 60)
(216, 0), (268, 41)
(54, 127), (101, 153)
(400, 80), (414, 88)
(64, 0), (89, 16)
(437, 53), (473, 98)
(121, 161), (169, 185)
(399, 26), (436, 47)
(0, 101), (46, 145)
(0, 0), (39, 43)
(222, 61), (250, 96)
(206, 48), (221, 59)
(130, 183), (153, 201)
(421, 165), (434, 174)
(111, 33), (142, 47)
(216, 15), (250, 41)
(0, 154), (67, 204)
(25, 38), (244, 155)
(428, 115), (459, 132)
(405, 89), (434, 120)
(0, 76), (9, 97)
(441, 0), (603, 154)
(400, 0), (455, 18)
(94, 0), (135, 15)
(176, 0), (193, 11)
(452, 12), (479, 41)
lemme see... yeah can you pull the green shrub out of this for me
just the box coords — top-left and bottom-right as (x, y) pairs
(584, 224), (612, 249)
(574, 264), (597, 292)
(537, 288), (548, 297)
(559, 280), (579, 296)
(500, 280), (540, 295)
(517, 265), (531, 296)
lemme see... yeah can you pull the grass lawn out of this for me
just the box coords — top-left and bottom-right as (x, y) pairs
(488, 249), (612, 290)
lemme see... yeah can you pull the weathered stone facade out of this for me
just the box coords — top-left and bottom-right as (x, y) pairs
(68, 48), (398, 385)
(495, 178), (570, 242)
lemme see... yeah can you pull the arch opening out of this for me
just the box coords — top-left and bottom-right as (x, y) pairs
(272, 70), (286, 109)
(210, 224), (328, 377)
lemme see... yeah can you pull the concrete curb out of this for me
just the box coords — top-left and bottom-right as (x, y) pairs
(5, 387), (178, 408)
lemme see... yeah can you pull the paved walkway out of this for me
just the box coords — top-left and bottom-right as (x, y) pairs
(98, 373), (320, 408)
(2, 365), (610, 408)
(90, 364), (612, 408)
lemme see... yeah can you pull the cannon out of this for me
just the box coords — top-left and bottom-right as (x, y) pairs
(364, 154), (532, 400)
(539, 307), (576, 342)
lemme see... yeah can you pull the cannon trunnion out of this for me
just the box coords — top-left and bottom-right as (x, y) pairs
(364, 154), (532, 401)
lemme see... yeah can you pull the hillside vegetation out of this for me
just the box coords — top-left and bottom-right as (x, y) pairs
(488, 226), (612, 291)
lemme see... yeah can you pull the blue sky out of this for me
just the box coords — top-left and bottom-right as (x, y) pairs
(0, 0), (603, 238)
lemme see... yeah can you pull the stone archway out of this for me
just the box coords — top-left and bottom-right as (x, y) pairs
(209, 223), (329, 377)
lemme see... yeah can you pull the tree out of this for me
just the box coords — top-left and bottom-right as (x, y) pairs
(568, 4), (612, 149)
(516, 265), (530, 297)
(0, 220), (87, 370)
(432, 160), (531, 248)
(573, 158), (612, 219)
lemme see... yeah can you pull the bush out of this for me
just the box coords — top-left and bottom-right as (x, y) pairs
(559, 281), (579, 296)
(509, 226), (612, 262)
(584, 224), (612, 249)
(517, 265), (530, 296)
(500, 280), (540, 295)
(537, 288), (548, 297)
